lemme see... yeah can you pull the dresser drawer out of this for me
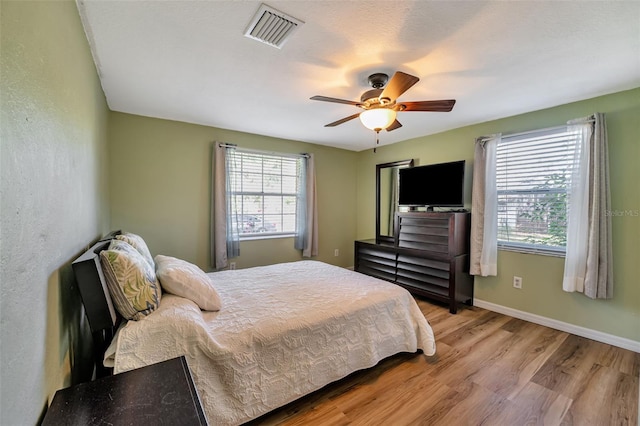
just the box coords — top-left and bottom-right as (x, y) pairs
(396, 215), (450, 252)
(397, 255), (450, 281)
(355, 242), (397, 282)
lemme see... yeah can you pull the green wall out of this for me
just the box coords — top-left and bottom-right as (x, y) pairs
(356, 88), (640, 342)
(0, 1), (110, 424)
(108, 112), (359, 271)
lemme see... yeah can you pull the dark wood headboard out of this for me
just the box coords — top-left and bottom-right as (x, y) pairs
(72, 230), (122, 377)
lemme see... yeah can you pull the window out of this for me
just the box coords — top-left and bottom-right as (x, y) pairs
(227, 149), (302, 238)
(496, 127), (581, 255)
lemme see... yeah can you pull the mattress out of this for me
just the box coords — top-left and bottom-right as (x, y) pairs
(107, 260), (436, 425)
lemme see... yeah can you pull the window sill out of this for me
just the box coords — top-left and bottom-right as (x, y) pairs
(239, 233), (295, 242)
(498, 244), (565, 258)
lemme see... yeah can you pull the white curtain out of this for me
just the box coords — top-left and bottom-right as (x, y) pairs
(212, 143), (240, 270)
(294, 153), (318, 257)
(470, 134), (500, 276)
(562, 113), (613, 298)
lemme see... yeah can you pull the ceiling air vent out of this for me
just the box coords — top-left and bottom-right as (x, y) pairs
(244, 4), (304, 49)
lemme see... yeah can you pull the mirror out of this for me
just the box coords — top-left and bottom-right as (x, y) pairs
(376, 159), (414, 244)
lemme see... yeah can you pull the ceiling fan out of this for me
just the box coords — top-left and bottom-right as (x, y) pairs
(311, 71), (456, 135)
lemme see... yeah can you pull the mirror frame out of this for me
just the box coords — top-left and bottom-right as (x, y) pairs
(376, 159), (414, 244)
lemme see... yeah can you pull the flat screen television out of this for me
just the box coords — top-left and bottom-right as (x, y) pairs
(398, 160), (465, 208)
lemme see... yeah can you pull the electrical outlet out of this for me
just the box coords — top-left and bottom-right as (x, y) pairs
(334, 249), (339, 257)
(513, 276), (522, 289)
(229, 262), (236, 270)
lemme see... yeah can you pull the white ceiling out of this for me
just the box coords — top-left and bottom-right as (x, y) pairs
(77, 0), (640, 152)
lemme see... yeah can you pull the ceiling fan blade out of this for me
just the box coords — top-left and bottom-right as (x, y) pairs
(386, 119), (403, 132)
(324, 113), (361, 127)
(379, 72), (419, 103)
(310, 95), (361, 106)
(400, 100), (456, 112)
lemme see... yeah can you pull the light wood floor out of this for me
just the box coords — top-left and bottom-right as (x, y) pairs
(247, 298), (639, 426)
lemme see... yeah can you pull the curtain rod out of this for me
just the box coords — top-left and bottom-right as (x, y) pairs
(217, 142), (309, 159)
(478, 118), (596, 142)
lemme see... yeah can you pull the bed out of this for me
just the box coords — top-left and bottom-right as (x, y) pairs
(72, 233), (436, 425)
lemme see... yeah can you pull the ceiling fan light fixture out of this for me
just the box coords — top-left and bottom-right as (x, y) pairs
(359, 108), (396, 131)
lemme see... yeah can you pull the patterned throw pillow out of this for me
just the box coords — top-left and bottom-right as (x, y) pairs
(100, 240), (162, 320)
(116, 232), (154, 268)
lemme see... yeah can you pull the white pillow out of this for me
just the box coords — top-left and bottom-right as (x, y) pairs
(154, 255), (221, 311)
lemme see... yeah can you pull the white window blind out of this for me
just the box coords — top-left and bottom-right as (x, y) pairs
(228, 149), (302, 237)
(496, 127), (581, 254)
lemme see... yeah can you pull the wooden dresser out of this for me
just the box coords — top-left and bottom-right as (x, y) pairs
(355, 211), (473, 313)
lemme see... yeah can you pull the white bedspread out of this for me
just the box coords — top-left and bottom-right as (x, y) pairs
(110, 261), (436, 425)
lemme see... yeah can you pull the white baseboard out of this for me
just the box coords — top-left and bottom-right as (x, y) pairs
(474, 299), (640, 353)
